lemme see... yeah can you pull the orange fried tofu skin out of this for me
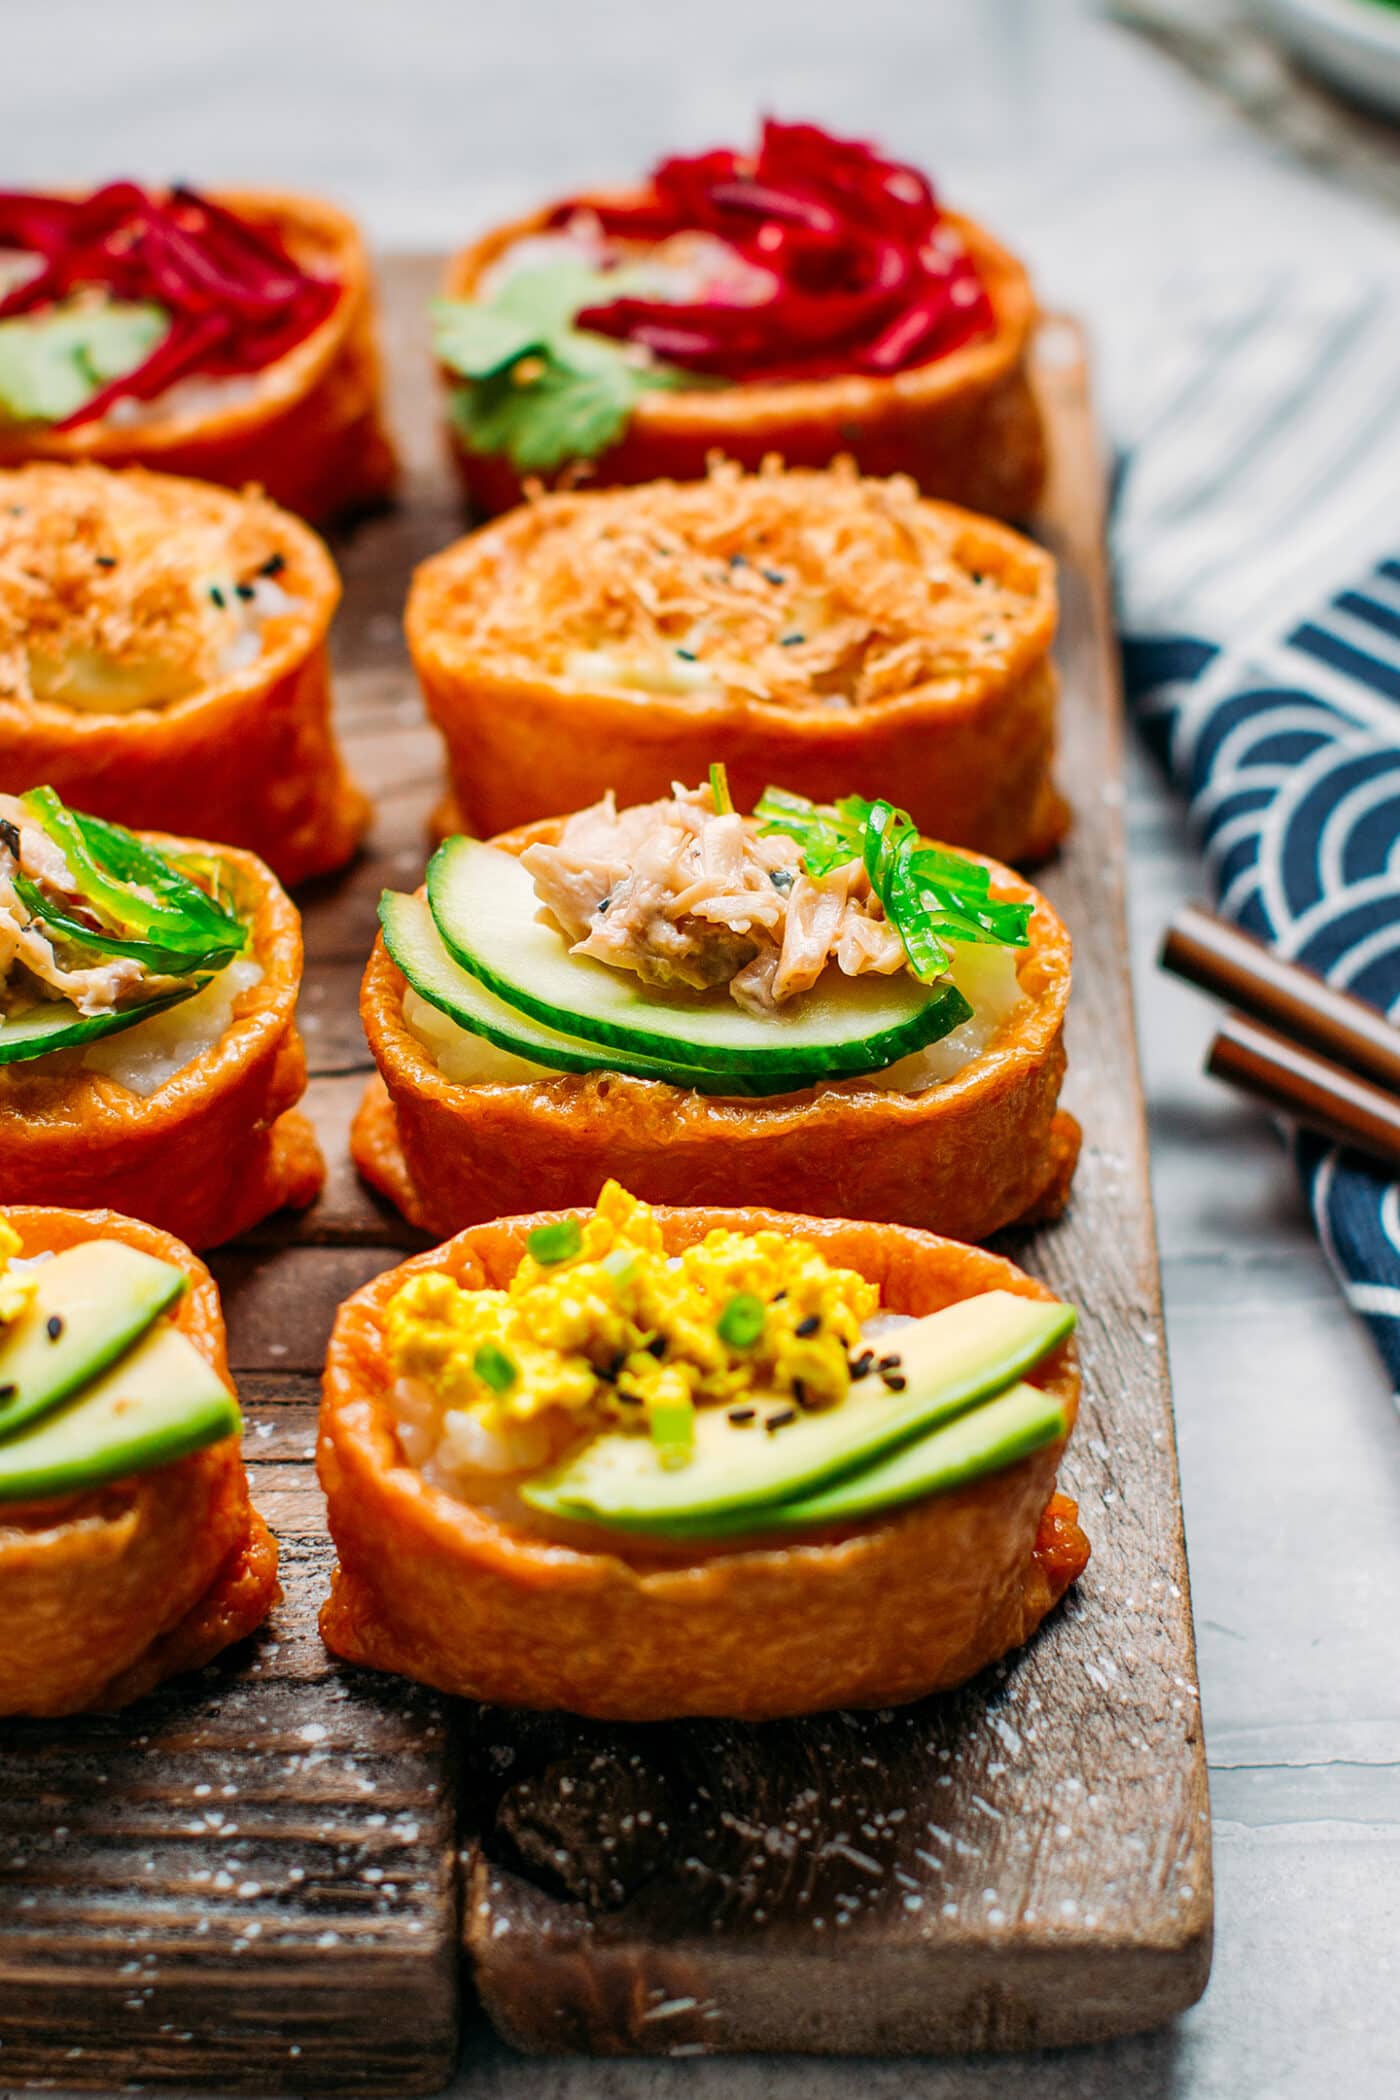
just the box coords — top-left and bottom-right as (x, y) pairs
(0, 192), (397, 526)
(318, 1208), (1088, 1720)
(0, 1206), (279, 1717)
(408, 467), (1065, 864)
(352, 819), (1079, 1242)
(442, 206), (1044, 523)
(0, 464), (368, 886)
(0, 834), (324, 1248)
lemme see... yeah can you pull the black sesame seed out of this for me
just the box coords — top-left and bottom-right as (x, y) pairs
(772, 1290), (787, 1303)
(259, 552), (286, 578)
(235, 581), (256, 601)
(46, 1315), (64, 1341)
(728, 552), (748, 568)
(780, 632), (806, 647)
(792, 1378), (808, 1409)
(876, 1354), (902, 1372)
(605, 1351), (628, 1380)
(596, 895), (611, 914)
(849, 1350), (875, 1380)
(762, 568), (786, 585)
(617, 1390), (644, 1406)
(644, 1334), (666, 1358)
(794, 1314), (821, 1338)
(95, 554), (116, 569)
(769, 867), (794, 892)
(0, 818), (20, 859)
(727, 1405), (757, 1425)
(209, 586), (226, 608)
(880, 1370), (907, 1393)
(765, 1407), (797, 1433)
(675, 647), (697, 662)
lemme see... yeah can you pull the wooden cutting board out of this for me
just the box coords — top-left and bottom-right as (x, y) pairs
(0, 261), (1211, 2088)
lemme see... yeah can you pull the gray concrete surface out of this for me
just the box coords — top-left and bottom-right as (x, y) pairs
(3, 2), (1398, 2094)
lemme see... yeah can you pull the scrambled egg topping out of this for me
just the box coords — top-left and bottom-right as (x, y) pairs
(0, 1219), (37, 1326)
(384, 1180), (878, 1471)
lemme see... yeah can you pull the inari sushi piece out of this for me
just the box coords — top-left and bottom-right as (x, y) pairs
(0, 463), (368, 886)
(0, 1204), (278, 1717)
(434, 119), (1043, 521)
(407, 464), (1066, 864)
(0, 787), (323, 1247)
(353, 774), (1078, 1241)
(318, 1183), (1089, 1719)
(0, 183), (396, 523)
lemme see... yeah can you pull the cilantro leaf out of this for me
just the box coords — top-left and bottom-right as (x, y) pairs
(0, 301), (170, 425)
(435, 259), (702, 473)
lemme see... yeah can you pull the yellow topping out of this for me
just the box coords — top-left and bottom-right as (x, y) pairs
(0, 1218), (36, 1326)
(383, 1180), (878, 1470)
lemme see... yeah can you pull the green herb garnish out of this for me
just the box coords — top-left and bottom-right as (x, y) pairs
(435, 263), (698, 474)
(527, 1216), (583, 1266)
(717, 1292), (767, 1349)
(709, 760), (733, 815)
(473, 1343), (518, 1395)
(16, 788), (247, 969)
(754, 788), (1031, 981)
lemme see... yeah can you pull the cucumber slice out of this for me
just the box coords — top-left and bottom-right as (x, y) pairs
(0, 982), (205, 1066)
(382, 892), (827, 1099)
(426, 837), (973, 1080)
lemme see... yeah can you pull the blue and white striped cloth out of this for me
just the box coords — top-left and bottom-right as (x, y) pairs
(1112, 279), (1400, 1390)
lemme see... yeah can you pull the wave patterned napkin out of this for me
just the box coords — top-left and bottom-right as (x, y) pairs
(1112, 278), (1400, 1391)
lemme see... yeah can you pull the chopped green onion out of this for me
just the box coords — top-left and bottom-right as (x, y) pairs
(473, 1342), (517, 1394)
(718, 1291), (766, 1349)
(648, 1394), (695, 1468)
(527, 1216), (583, 1265)
(709, 760), (733, 815)
(600, 1248), (637, 1286)
(754, 786), (1031, 981)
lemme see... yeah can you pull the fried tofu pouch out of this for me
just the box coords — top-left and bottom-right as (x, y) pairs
(408, 470), (1065, 865)
(0, 464), (368, 887)
(0, 192), (397, 525)
(0, 834), (323, 1248)
(442, 207), (1044, 523)
(352, 819), (1079, 1242)
(0, 1206), (279, 1717)
(318, 1207), (1088, 1720)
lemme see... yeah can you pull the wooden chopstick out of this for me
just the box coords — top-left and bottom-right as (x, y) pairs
(1160, 904), (1400, 1168)
(1161, 903), (1400, 1093)
(1207, 1011), (1400, 1172)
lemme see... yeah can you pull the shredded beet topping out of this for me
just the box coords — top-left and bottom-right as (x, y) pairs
(0, 182), (340, 426)
(556, 120), (995, 384)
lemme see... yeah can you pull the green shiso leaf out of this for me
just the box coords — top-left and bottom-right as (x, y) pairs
(0, 300), (170, 425)
(754, 787), (1032, 981)
(435, 260), (699, 474)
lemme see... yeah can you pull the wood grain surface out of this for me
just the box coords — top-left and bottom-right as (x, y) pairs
(0, 260), (1210, 2087)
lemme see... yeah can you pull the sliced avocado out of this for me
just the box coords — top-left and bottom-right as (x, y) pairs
(660, 1383), (1068, 1538)
(0, 1242), (188, 1439)
(0, 1319), (239, 1502)
(522, 1290), (1074, 1530)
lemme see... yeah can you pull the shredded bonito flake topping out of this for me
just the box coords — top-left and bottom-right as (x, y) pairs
(0, 464), (300, 710)
(435, 463), (1053, 709)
